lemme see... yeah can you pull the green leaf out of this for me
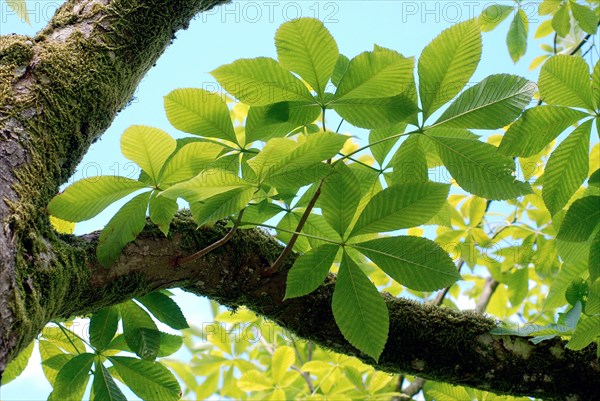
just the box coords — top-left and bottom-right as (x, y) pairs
(1, 340), (34, 385)
(353, 236), (460, 291)
(587, 279), (600, 314)
(590, 231), (600, 281)
(160, 169), (252, 203)
(97, 191), (151, 267)
(271, 346), (296, 383)
(49, 353), (94, 401)
(539, 55), (595, 110)
(5, 0), (29, 23)
(164, 88), (238, 143)
(567, 316), (600, 350)
(190, 187), (254, 226)
(92, 362), (127, 401)
(48, 177), (146, 223)
(285, 244), (340, 299)
(331, 54), (350, 87)
(119, 300), (160, 361)
(149, 191), (178, 236)
(158, 141), (225, 185)
(275, 17), (338, 98)
(433, 74), (534, 129)
(320, 162), (362, 237)
(593, 61), (600, 110)
(157, 333), (183, 357)
(507, 9), (528, 63)
(121, 126), (176, 184)
(332, 252), (389, 361)
(108, 356), (181, 401)
(89, 306), (119, 351)
(333, 48), (414, 101)
(349, 182), (450, 237)
(369, 122), (408, 166)
(42, 327), (86, 354)
(245, 102), (321, 143)
(331, 95), (418, 129)
(136, 292), (189, 330)
(570, 0), (598, 34)
(418, 20), (482, 119)
(211, 57), (313, 105)
(552, 1), (571, 36)
(428, 132), (532, 200)
(391, 135), (428, 184)
(499, 106), (589, 157)
(479, 5), (515, 31)
(543, 120), (592, 214)
(557, 196), (600, 242)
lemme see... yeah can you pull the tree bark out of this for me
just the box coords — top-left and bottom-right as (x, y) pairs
(0, 1), (598, 400)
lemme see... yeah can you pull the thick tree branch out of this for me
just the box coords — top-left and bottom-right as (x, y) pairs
(36, 213), (598, 401)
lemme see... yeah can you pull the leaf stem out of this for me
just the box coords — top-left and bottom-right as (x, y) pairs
(176, 208), (245, 266)
(333, 129), (418, 166)
(243, 221), (341, 245)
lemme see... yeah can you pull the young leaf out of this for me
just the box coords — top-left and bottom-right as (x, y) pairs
(158, 141), (225, 186)
(479, 5), (514, 32)
(331, 95), (418, 129)
(539, 55), (595, 110)
(149, 191), (178, 236)
(1, 340), (34, 385)
(121, 126), (176, 184)
(552, 2), (571, 37)
(285, 244), (340, 299)
(48, 177), (146, 223)
(349, 182), (450, 237)
(164, 88), (238, 144)
(136, 292), (189, 330)
(499, 106), (589, 157)
(320, 162), (362, 237)
(245, 101), (321, 143)
(190, 186), (254, 226)
(211, 57), (313, 105)
(570, 0), (598, 34)
(333, 48), (414, 100)
(507, 9), (528, 63)
(418, 20), (482, 119)
(352, 236), (460, 291)
(89, 306), (119, 351)
(96, 191), (151, 267)
(271, 346), (296, 383)
(433, 74), (534, 129)
(108, 356), (181, 401)
(120, 300), (160, 361)
(543, 120), (592, 215)
(557, 196), (600, 242)
(332, 252), (389, 361)
(93, 362), (127, 401)
(566, 316), (600, 350)
(275, 17), (338, 98)
(48, 353), (94, 401)
(428, 132), (532, 200)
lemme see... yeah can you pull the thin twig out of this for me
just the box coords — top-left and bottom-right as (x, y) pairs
(176, 209), (245, 266)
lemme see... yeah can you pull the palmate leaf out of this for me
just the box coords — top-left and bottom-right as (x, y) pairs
(426, 131), (533, 200)
(333, 47), (414, 101)
(89, 306), (119, 351)
(160, 169), (253, 203)
(418, 19), (482, 119)
(121, 126), (176, 184)
(48, 353), (94, 401)
(158, 140), (225, 186)
(284, 244), (340, 299)
(354, 236), (459, 291)
(433, 74), (535, 129)
(136, 292), (189, 330)
(390, 135), (428, 185)
(499, 106), (589, 157)
(478, 4), (514, 32)
(332, 252), (389, 361)
(190, 186), (254, 226)
(48, 177), (147, 222)
(211, 57), (313, 106)
(507, 9), (528, 63)
(557, 196), (600, 242)
(320, 162), (362, 237)
(331, 54), (350, 86)
(552, 1), (571, 37)
(369, 122), (408, 166)
(149, 191), (178, 236)
(93, 362), (127, 401)
(97, 191), (151, 267)
(275, 17), (338, 98)
(164, 88), (238, 144)
(349, 182), (450, 237)
(543, 120), (592, 215)
(108, 356), (181, 401)
(120, 300), (161, 361)
(570, 0), (599, 35)
(331, 95), (418, 129)
(539, 55), (595, 110)
(245, 101), (321, 143)
(593, 61), (600, 110)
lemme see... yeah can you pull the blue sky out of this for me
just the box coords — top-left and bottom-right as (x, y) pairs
(0, 1), (553, 399)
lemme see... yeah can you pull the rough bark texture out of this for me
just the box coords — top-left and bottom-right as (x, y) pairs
(0, 1), (599, 400)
